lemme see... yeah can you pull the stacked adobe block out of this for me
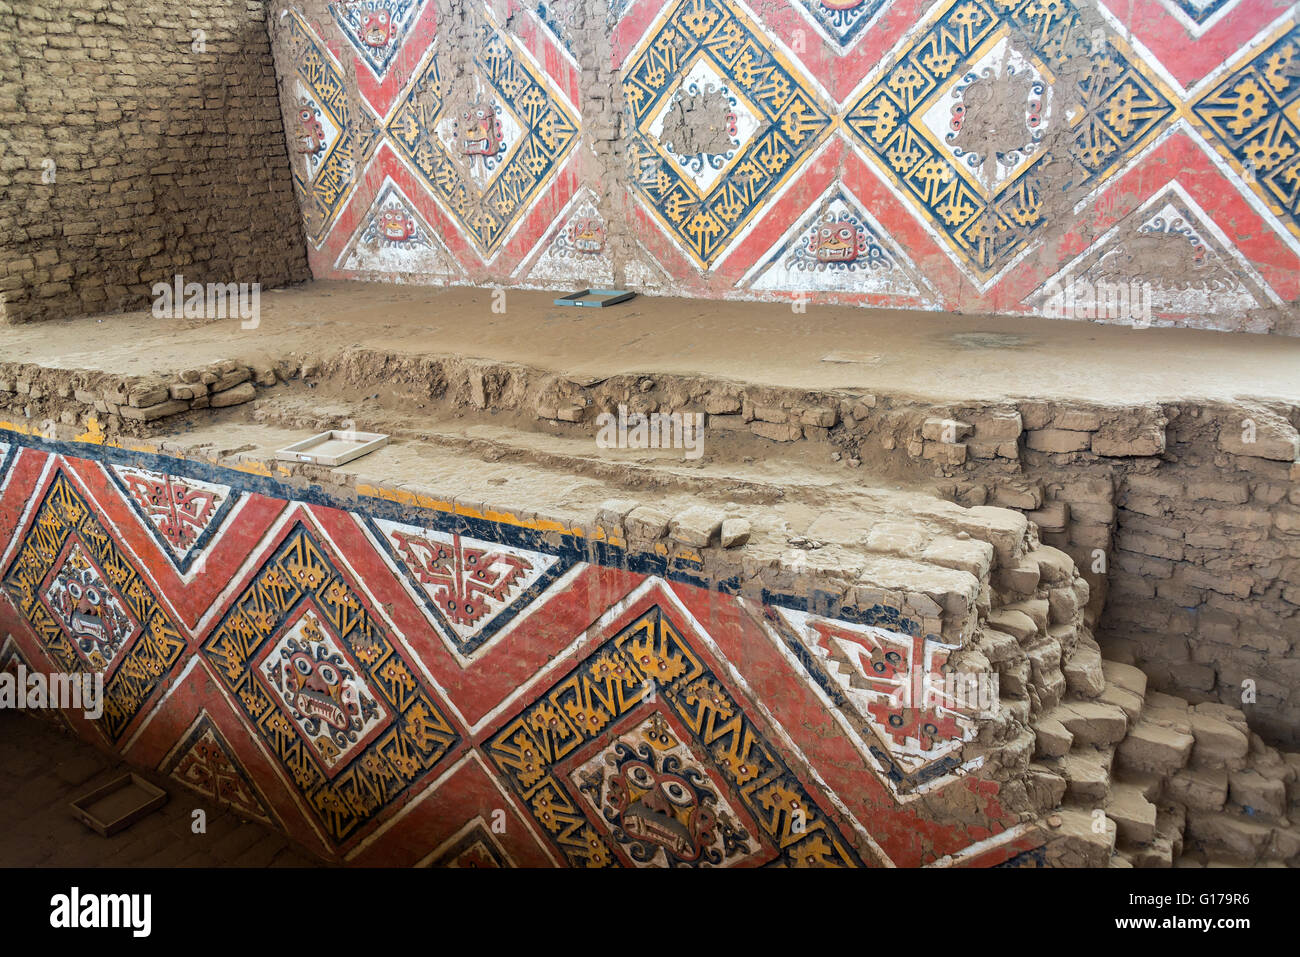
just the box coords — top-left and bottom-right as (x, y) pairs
(0, 0), (309, 324)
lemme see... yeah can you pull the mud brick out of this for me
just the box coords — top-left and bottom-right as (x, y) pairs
(1092, 422), (1166, 457)
(922, 440), (967, 464)
(210, 382), (256, 407)
(706, 413), (748, 430)
(668, 505), (725, 547)
(990, 483), (1043, 510)
(210, 369), (251, 393)
(128, 385), (170, 408)
(1051, 409), (1102, 431)
(704, 393), (740, 414)
(750, 420), (801, 442)
(801, 406), (838, 428)
(1218, 412), (1300, 461)
(1026, 429), (1092, 453)
(118, 399), (189, 421)
(921, 417), (972, 441)
(973, 410), (1022, 440)
(752, 405), (787, 423)
(1027, 501), (1069, 533)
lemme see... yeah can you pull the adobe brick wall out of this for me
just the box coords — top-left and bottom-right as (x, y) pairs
(0, 0), (310, 324)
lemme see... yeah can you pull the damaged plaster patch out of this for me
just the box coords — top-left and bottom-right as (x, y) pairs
(659, 86), (737, 159)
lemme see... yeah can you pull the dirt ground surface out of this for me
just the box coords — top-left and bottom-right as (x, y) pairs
(0, 711), (321, 867)
(3, 280), (1299, 405)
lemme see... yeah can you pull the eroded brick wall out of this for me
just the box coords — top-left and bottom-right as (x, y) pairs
(927, 402), (1300, 750)
(0, 0), (310, 324)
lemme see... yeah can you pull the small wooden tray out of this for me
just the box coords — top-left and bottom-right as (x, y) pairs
(275, 429), (389, 467)
(553, 289), (635, 308)
(70, 773), (168, 837)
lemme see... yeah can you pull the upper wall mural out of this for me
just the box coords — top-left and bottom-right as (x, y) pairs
(268, 0), (1300, 332)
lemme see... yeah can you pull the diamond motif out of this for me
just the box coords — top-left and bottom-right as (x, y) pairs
(107, 465), (239, 573)
(42, 540), (141, 675)
(162, 714), (274, 825)
(791, 0), (889, 50)
(486, 600), (865, 867)
(366, 516), (569, 662)
(570, 712), (763, 867)
(915, 33), (1053, 198)
(2, 471), (186, 741)
(643, 57), (762, 197)
(256, 608), (391, 772)
(385, 22), (579, 258)
(284, 11), (365, 246)
(329, 0), (427, 80)
(1193, 21), (1300, 240)
(622, 0), (833, 267)
(202, 523), (459, 845)
(845, 0), (1176, 281)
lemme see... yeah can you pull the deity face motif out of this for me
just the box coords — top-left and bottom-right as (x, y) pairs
(820, 0), (865, 9)
(567, 215), (606, 254)
(295, 105), (326, 155)
(378, 207), (414, 242)
(461, 107), (503, 158)
(607, 756), (717, 862)
(360, 10), (391, 47)
(284, 650), (355, 731)
(811, 222), (863, 263)
(61, 579), (110, 648)
(45, 552), (135, 664)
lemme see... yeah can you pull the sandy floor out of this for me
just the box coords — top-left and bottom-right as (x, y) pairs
(0, 711), (319, 866)
(3, 280), (1298, 404)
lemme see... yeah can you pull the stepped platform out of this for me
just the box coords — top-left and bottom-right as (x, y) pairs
(1, 281), (1298, 867)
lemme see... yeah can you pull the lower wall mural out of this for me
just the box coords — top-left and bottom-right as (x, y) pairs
(0, 433), (1041, 867)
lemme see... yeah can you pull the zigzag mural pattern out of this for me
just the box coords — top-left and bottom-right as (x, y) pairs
(0, 430), (1037, 865)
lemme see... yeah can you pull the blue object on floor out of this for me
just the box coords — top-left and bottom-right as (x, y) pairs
(553, 289), (635, 308)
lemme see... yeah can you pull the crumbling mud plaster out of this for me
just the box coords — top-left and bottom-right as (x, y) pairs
(2, 337), (1298, 750)
(3, 394), (1299, 866)
(0, 0), (311, 324)
(270, 0), (1300, 332)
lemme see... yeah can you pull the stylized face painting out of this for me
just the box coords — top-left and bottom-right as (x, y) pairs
(607, 756), (717, 862)
(378, 207), (414, 241)
(811, 223), (863, 263)
(461, 107), (502, 158)
(296, 106), (325, 155)
(44, 548), (136, 665)
(284, 650), (354, 731)
(360, 10), (391, 47)
(63, 579), (110, 647)
(567, 215), (606, 253)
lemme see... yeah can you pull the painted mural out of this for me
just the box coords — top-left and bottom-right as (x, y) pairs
(269, 0), (1300, 330)
(0, 431), (1039, 866)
